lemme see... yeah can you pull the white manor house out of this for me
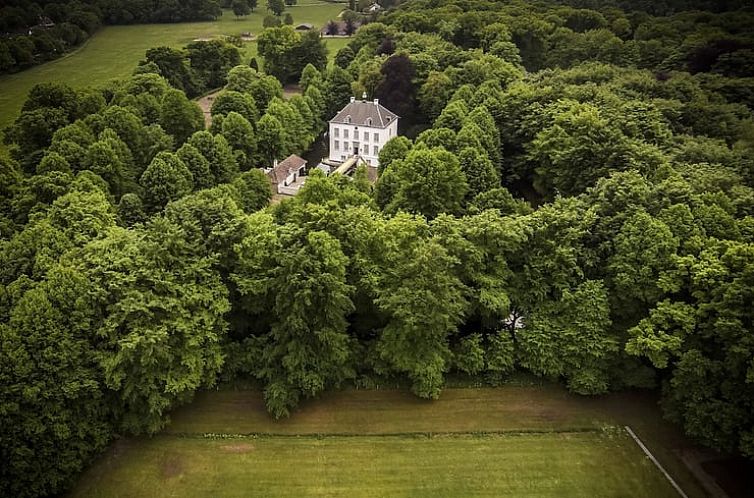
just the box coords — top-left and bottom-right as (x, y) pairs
(319, 95), (399, 175)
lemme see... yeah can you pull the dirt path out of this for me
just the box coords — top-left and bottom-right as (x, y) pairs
(282, 84), (302, 99)
(196, 89), (224, 128)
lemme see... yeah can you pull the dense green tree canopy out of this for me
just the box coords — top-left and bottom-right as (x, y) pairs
(3, 2), (754, 495)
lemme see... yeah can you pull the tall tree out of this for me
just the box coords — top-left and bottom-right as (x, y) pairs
(267, 0), (285, 16)
(255, 114), (287, 164)
(376, 237), (467, 399)
(159, 88), (204, 145)
(233, 222), (356, 417)
(232, 0), (251, 17)
(517, 280), (617, 394)
(220, 112), (257, 169)
(187, 130), (239, 185)
(139, 152), (194, 211)
(76, 219), (230, 433)
(375, 53), (416, 121)
(380, 148), (467, 219)
(0, 269), (112, 498)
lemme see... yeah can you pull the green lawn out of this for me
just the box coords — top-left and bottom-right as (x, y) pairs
(69, 386), (708, 497)
(0, 2), (347, 136)
(71, 433), (678, 498)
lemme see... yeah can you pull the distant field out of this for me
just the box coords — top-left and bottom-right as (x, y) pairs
(0, 2), (348, 137)
(69, 386), (708, 497)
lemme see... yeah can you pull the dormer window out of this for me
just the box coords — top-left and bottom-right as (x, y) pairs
(345, 115), (351, 124)
(366, 117), (372, 126)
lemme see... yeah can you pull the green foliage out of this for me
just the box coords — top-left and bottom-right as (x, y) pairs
(380, 148), (467, 219)
(233, 221), (356, 417)
(249, 74), (284, 112)
(232, 0), (251, 18)
(117, 193), (146, 227)
(226, 65), (257, 94)
(267, 0), (285, 16)
(378, 136), (412, 174)
(159, 88), (204, 145)
(517, 280), (616, 395)
(0, 269), (112, 498)
(529, 101), (631, 197)
(76, 219), (230, 433)
(211, 90), (259, 125)
(4, 0), (754, 482)
(607, 210), (678, 315)
(177, 143), (213, 190)
(187, 130), (239, 185)
(452, 334), (485, 375)
(324, 66), (354, 118)
(258, 27), (327, 84)
(231, 169), (272, 213)
(220, 112), (256, 169)
(139, 152), (194, 211)
(255, 114), (286, 165)
(376, 237), (467, 399)
(457, 147), (500, 200)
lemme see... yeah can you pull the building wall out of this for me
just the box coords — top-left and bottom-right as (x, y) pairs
(328, 119), (398, 168)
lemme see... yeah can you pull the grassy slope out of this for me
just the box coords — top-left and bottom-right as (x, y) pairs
(0, 2), (347, 135)
(70, 386), (708, 497)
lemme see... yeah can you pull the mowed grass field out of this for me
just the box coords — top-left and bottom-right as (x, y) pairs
(0, 2), (349, 136)
(71, 434), (676, 498)
(69, 386), (708, 497)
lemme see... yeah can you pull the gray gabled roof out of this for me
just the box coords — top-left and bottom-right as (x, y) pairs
(267, 154), (306, 184)
(330, 99), (398, 129)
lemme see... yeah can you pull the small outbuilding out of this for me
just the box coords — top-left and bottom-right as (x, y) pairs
(295, 23), (314, 31)
(266, 154), (307, 195)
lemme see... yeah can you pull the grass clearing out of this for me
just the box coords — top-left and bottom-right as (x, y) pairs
(70, 386), (709, 497)
(71, 433), (679, 498)
(0, 2), (346, 137)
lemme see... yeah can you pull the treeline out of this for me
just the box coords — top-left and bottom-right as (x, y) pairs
(379, 0), (754, 76)
(0, 0), (223, 74)
(576, 0), (752, 16)
(0, 46), (328, 494)
(136, 40), (242, 98)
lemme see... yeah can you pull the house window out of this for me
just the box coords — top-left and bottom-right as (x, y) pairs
(373, 145), (378, 155)
(366, 118), (372, 126)
(334, 140), (339, 151)
(364, 131), (369, 141)
(344, 129), (349, 139)
(367, 159), (372, 165)
(334, 128), (339, 138)
(373, 133), (379, 142)
(341, 155), (346, 160)
(344, 141), (349, 150)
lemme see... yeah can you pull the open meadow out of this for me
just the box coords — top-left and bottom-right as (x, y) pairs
(69, 386), (708, 498)
(0, 2), (349, 141)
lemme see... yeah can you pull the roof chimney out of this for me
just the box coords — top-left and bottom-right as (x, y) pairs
(373, 98), (379, 106)
(273, 159), (278, 168)
(350, 96), (355, 103)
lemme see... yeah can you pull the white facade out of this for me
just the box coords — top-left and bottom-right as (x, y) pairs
(328, 98), (399, 169)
